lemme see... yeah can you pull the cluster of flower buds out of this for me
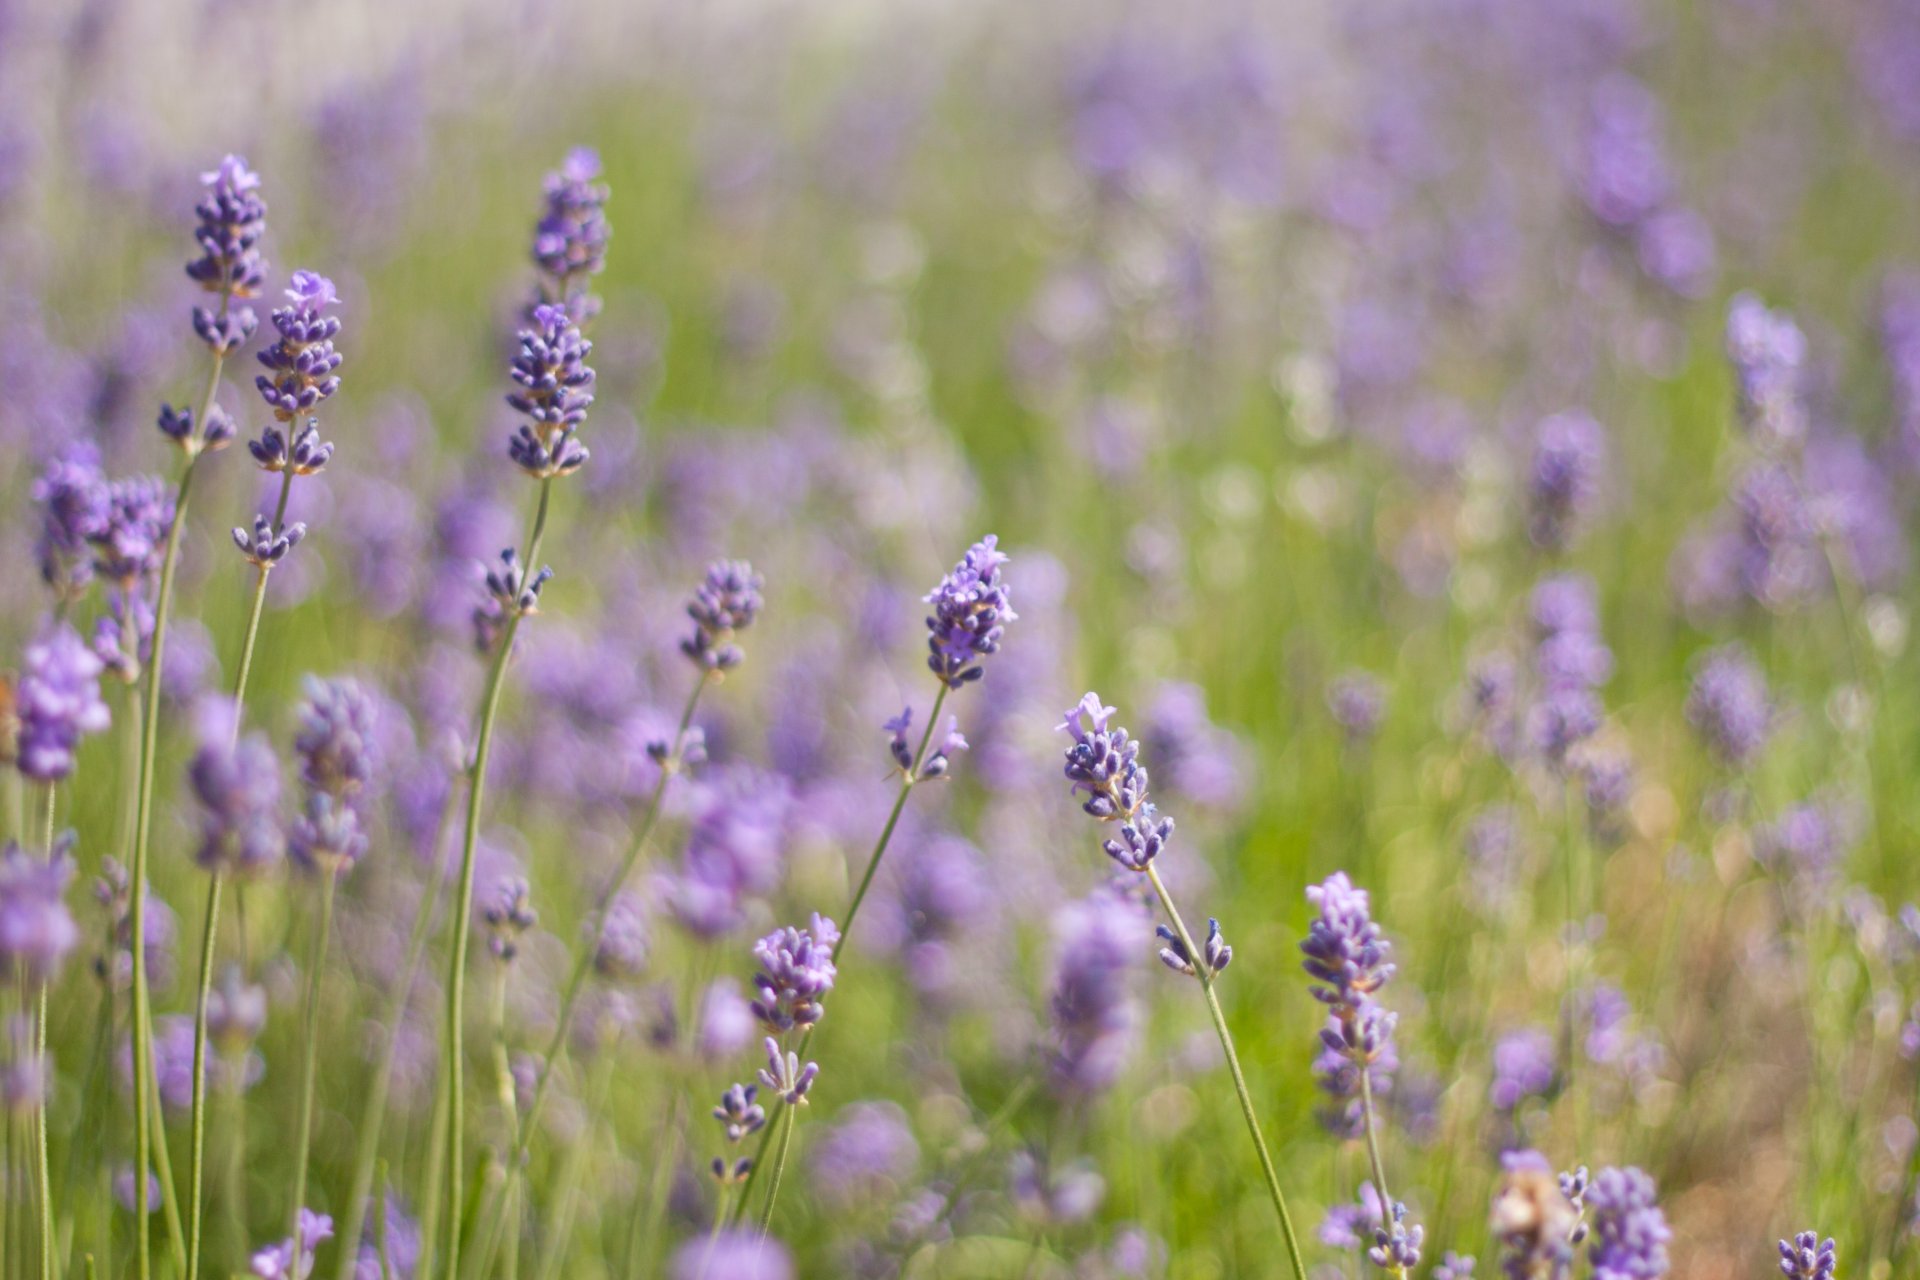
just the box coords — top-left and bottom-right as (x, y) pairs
(231, 514), (306, 569)
(1157, 918), (1232, 977)
(249, 419), (334, 476)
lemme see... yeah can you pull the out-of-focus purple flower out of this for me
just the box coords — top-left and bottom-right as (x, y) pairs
(669, 767), (792, 939)
(1490, 1027), (1557, 1115)
(114, 1164), (162, 1215)
(1582, 76), (1670, 230)
(1432, 1251), (1476, 1280)
(250, 1208), (333, 1280)
(483, 877), (536, 962)
(1528, 687), (1603, 770)
(1047, 895), (1140, 1097)
(0, 838), (78, 982)
(1327, 671), (1388, 743)
(696, 978), (757, 1060)
(1635, 208), (1715, 299)
(255, 271), (344, 423)
(90, 475), (175, 587)
(1527, 412), (1606, 552)
(531, 148), (611, 320)
(1584, 1167), (1670, 1280)
(186, 155), (266, 353)
(1755, 801), (1856, 884)
(189, 723), (284, 877)
(750, 915), (839, 1031)
(1157, 916), (1231, 976)
(506, 304), (595, 480)
(1725, 293), (1807, 449)
(1011, 1150), (1106, 1225)
(15, 622), (110, 781)
(206, 964), (267, 1053)
(1314, 1015), (1399, 1140)
(2, 1015), (44, 1113)
(32, 444), (108, 599)
(1777, 1232), (1836, 1280)
(294, 676), (378, 803)
(810, 1100), (918, 1206)
(352, 1194), (420, 1280)
(681, 560), (763, 674)
(592, 889), (648, 978)
(924, 536), (1015, 688)
(1322, 1183), (1386, 1250)
(1142, 682), (1249, 813)
(668, 1230), (792, 1280)
(1685, 644), (1772, 768)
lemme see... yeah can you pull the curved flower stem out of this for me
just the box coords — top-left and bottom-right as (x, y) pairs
(35, 785), (55, 1280)
(183, 869), (223, 1280)
(228, 470), (297, 723)
(1143, 864), (1308, 1280)
(333, 790), (463, 1280)
(289, 871), (339, 1228)
(511, 673), (710, 1165)
(1356, 1069), (1407, 1279)
(729, 682), (949, 1229)
(754, 1104), (798, 1236)
(437, 476), (555, 1280)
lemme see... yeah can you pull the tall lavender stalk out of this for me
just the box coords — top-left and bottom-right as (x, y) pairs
(129, 154), (260, 1280)
(1054, 692), (1308, 1280)
(431, 294), (596, 1280)
(729, 536), (1013, 1229)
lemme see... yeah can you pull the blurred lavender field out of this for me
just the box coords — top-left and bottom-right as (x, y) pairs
(4, 0), (1920, 1277)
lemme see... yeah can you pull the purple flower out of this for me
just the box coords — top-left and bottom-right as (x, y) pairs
(917, 715), (969, 780)
(1327, 671), (1387, 742)
(750, 915), (839, 1031)
(809, 1100), (918, 1206)
(505, 304), (595, 479)
(15, 622), (110, 781)
(1685, 644), (1772, 768)
(1489, 1028), (1557, 1114)
(1725, 293), (1807, 448)
(1059, 693), (1166, 869)
(189, 725), (284, 876)
(681, 559), (763, 674)
(250, 1208), (333, 1280)
(254, 271), (343, 423)
(713, 1081), (766, 1142)
(0, 839), (78, 982)
(1755, 801), (1856, 884)
(90, 475), (175, 587)
(186, 155), (266, 352)
(231, 513), (307, 567)
(1302, 873), (1394, 1012)
(923, 535), (1016, 688)
(1047, 894), (1140, 1097)
(352, 1194), (420, 1280)
(483, 876), (537, 962)
(1527, 412), (1606, 552)
(31, 445), (108, 598)
(1582, 76), (1670, 229)
(668, 1230), (792, 1280)
(1584, 1167), (1670, 1280)
(696, 979), (757, 1060)
(249, 420), (335, 476)
(592, 889), (648, 977)
(1777, 1232), (1836, 1280)
(206, 964), (267, 1051)
(531, 148), (611, 317)
(289, 793), (368, 874)
(293, 676), (378, 801)
(757, 1036), (819, 1105)
(1157, 916), (1231, 976)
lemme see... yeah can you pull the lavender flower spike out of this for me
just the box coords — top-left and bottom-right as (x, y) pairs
(750, 916), (839, 1031)
(757, 1036), (820, 1106)
(250, 1208), (333, 1280)
(1584, 1167), (1670, 1280)
(532, 147), (611, 318)
(15, 622), (111, 782)
(1158, 917), (1232, 976)
(255, 271), (344, 423)
(681, 559), (764, 673)
(924, 535), (1016, 688)
(714, 1082), (767, 1142)
(1684, 644), (1772, 768)
(1777, 1232), (1835, 1280)
(506, 303), (595, 479)
(1301, 873), (1395, 1012)
(187, 155), (266, 354)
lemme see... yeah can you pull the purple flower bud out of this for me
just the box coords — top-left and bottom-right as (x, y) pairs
(0, 838), (78, 983)
(696, 978), (757, 1060)
(531, 148), (611, 318)
(884, 707), (915, 772)
(1584, 1167), (1670, 1280)
(1302, 873), (1394, 1011)
(293, 676), (378, 801)
(255, 271), (344, 423)
(713, 1082), (766, 1142)
(592, 890), (648, 978)
(1327, 671), (1388, 742)
(206, 964), (267, 1051)
(249, 1207), (333, 1280)
(186, 155), (268, 304)
(1489, 1027), (1557, 1114)
(1155, 916), (1231, 977)
(190, 726), (284, 877)
(757, 1036), (819, 1105)
(750, 916), (839, 1031)
(289, 792), (367, 875)
(473, 549), (555, 651)
(1060, 692), (1152, 826)
(1778, 1231), (1837, 1280)
(1685, 644), (1772, 768)
(483, 876), (537, 962)
(90, 475), (175, 587)
(231, 514), (306, 567)
(1527, 411), (1607, 552)
(1368, 1200), (1425, 1274)
(1046, 895), (1140, 1098)
(681, 559), (763, 673)
(668, 1230), (791, 1280)
(923, 535), (1015, 688)
(250, 420), (334, 475)
(31, 445), (108, 598)
(15, 622), (110, 781)
(505, 304), (595, 478)
(1726, 293), (1807, 448)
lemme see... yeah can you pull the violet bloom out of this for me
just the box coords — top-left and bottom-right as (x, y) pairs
(1777, 1232), (1835, 1280)
(1527, 412), (1606, 552)
(1327, 671), (1387, 743)
(809, 1100), (918, 1207)
(668, 1231), (792, 1280)
(14, 622), (111, 781)
(1584, 1167), (1670, 1280)
(757, 1036), (819, 1105)
(531, 147), (611, 317)
(31, 444), (108, 599)
(696, 979), (757, 1060)
(352, 1194), (420, 1280)
(1059, 693), (1170, 870)
(1046, 895), (1140, 1097)
(254, 270), (344, 425)
(681, 559), (764, 674)
(713, 1082), (766, 1143)
(190, 728), (284, 877)
(293, 676), (378, 803)
(1755, 802), (1855, 885)
(750, 914), (839, 1031)
(289, 793), (368, 874)
(251, 1208), (333, 1280)
(483, 876), (537, 962)
(1684, 644), (1772, 768)
(0, 839), (79, 982)
(1489, 1028), (1557, 1115)
(90, 475), (175, 587)
(923, 535), (1016, 688)
(206, 964), (267, 1053)
(186, 155), (266, 354)
(1725, 293), (1807, 449)
(592, 889), (648, 978)
(505, 303), (595, 480)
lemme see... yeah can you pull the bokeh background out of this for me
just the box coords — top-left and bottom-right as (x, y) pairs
(5, 0), (1920, 1276)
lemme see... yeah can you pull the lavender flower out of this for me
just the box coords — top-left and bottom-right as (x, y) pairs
(31, 445), (107, 598)
(250, 1208), (333, 1280)
(293, 676), (378, 802)
(1433, 1253), (1476, 1280)
(186, 155), (266, 352)
(231, 513), (307, 567)
(592, 890), (648, 977)
(90, 475), (175, 587)
(255, 271), (344, 422)
(474, 549), (554, 651)
(1584, 1167), (1669, 1280)
(713, 1082), (766, 1142)
(1157, 916), (1231, 976)
(1684, 644), (1772, 768)
(809, 1101), (918, 1206)
(0, 839), (79, 982)
(505, 303), (595, 479)
(1047, 895), (1140, 1097)
(1370, 1201), (1425, 1273)
(1301, 873), (1395, 1013)
(352, 1195), (420, 1280)
(1777, 1232), (1836, 1280)
(483, 876), (536, 962)
(189, 728), (283, 876)
(1059, 694), (1167, 872)
(14, 622), (110, 781)
(249, 420), (335, 476)
(1489, 1028), (1558, 1114)
(288, 792), (368, 873)
(750, 915), (839, 1031)
(531, 147), (611, 318)
(668, 1231), (792, 1280)
(923, 535), (1015, 688)
(1327, 671), (1388, 743)
(1726, 293), (1807, 449)
(1527, 412), (1606, 551)
(681, 559), (763, 673)
(757, 1036), (819, 1105)
(206, 964), (267, 1052)
(2, 1014), (44, 1113)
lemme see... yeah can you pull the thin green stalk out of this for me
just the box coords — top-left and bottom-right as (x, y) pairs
(463, 971), (522, 1280)
(436, 476), (554, 1280)
(730, 682), (948, 1227)
(228, 469), (296, 725)
(289, 873), (339, 1226)
(145, 1071), (189, 1278)
(222, 1072), (248, 1270)
(183, 870), (223, 1280)
(36, 783), (56, 1280)
(1144, 864), (1308, 1280)
(333, 789), (463, 1280)
(417, 1063), (450, 1280)
(532, 1053), (613, 1280)
(1356, 1071), (1405, 1279)
(694, 1186), (734, 1280)
(510, 673), (709, 1165)
(130, 314), (228, 1280)
(374, 1160), (392, 1280)
(754, 1105), (797, 1236)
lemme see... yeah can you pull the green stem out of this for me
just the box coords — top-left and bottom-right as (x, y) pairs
(289, 872), (339, 1225)
(730, 682), (949, 1227)
(755, 1104), (797, 1236)
(333, 788), (463, 1280)
(183, 870), (223, 1280)
(1144, 864), (1308, 1280)
(146, 1068), (189, 1278)
(36, 784), (56, 1280)
(1356, 1070), (1405, 1279)
(229, 468), (296, 727)
(436, 476), (554, 1280)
